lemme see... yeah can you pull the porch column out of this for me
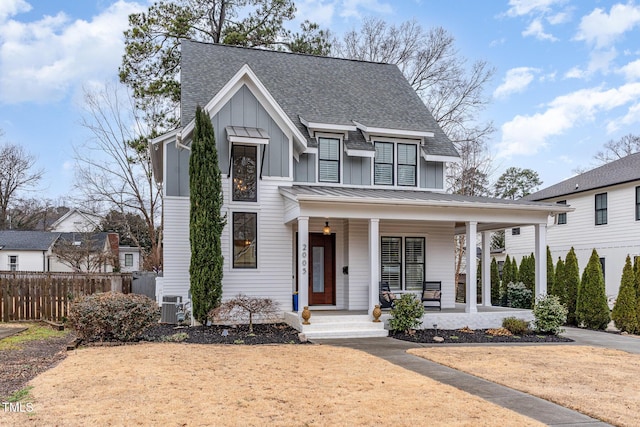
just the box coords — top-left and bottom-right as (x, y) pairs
(465, 221), (478, 313)
(297, 217), (309, 315)
(482, 231), (492, 306)
(534, 223), (547, 298)
(368, 218), (380, 315)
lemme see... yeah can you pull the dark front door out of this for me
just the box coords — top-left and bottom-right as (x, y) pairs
(309, 233), (335, 305)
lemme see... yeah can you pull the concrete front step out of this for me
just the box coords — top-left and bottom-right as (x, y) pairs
(303, 328), (389, 339)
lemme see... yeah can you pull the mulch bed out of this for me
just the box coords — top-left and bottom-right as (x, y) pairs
(0, 333), (76, 400)
(391, 328), (573, 344)
(139, 322), (307, 345)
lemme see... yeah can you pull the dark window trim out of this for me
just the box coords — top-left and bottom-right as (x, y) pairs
(318, 137), (340, 183)
(374, 141), (395, 186)
(381, 236), (402, 290)
(232, 144), (258, 202)
(232, 212), (258, 269)
(557, 200), (567, 225)
(599, 257), (606, 280)
(511, 227), (520, 235)
(595, 192), (607, 225)
(404, 237), (425, 291)
(397, 143), (417, 187)
(635, 186), (640, 221)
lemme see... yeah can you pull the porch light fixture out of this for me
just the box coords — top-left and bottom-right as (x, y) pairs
(323, 221), (331, 235)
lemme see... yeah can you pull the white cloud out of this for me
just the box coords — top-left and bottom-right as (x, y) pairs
(547, 10), (571, 25)
(606, 102), (640, 133)
(506, 0), (565, 17)
(0, 0), (145, 104)
(0, 0), (30, 22)
(339, 0), (393, 19)
(564, 66), (585, 79)
(496, 82), (640, 157)
(294, 0), (335, 26)
(493, 67), (540, 99)
(522, 18), (558, 41)
(575, 3), (640, 48)
(619, 59), (640, 81)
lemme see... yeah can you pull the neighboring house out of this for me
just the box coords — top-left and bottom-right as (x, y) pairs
(119, 246), (141, 272)
(0, 230), (118, 273)
(0, 231), (59, 271)
(505, 152), (640, 302)
(49, 209), (101, 232)
(150, 41), (568, 335)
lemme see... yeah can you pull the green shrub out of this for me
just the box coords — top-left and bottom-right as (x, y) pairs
(389, 293), (424, 333)
(502, 316), (529, 335)
(68, 292), (159, 342)
(532, 294), (567, 335)
(551, 256), (566, 306)
(564, 247), (581, 325)
(612, 256), (638, 333)
(576, 249), (610, 330)
(490, 258), (500, 306)
(507, 282), (533, 309)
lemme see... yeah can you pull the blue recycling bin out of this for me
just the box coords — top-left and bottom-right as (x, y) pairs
(292, 292), (299, 311)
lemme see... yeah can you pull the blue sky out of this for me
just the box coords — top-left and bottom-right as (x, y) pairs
(1, 0), (639, 200)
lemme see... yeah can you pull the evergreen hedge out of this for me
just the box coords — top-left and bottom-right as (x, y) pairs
(490, 258), (500, 306)
(546, 247), (555, 299)
(564, 247), (580, 326)
(552, 256), (566, 307)
(576, 249), (610, 330)
(612, 256), (638, 333)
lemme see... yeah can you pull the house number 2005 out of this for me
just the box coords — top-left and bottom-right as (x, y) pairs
(301, 244), (307, 275)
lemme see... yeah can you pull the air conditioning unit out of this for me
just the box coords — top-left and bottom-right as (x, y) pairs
(161, 295), (181, 324)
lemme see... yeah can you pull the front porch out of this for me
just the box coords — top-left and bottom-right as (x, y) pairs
(284, 306), (534, 339)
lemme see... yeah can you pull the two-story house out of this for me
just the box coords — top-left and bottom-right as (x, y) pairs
(151, 41), (569, 336)
(505, 152), (640, 302)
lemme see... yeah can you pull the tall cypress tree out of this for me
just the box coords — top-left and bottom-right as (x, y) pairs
(547, 246), (555, 297)
(189, 106), (226, 324)
(564, 247), (580, 326)
(501, 255), (512, 306)
(511, 257), (519, 283)
(634, 256), (640, 328)
(490, 258), (500, 305)
(612, 256), (638, 333)
(519, 253), (535, 293)
(576, 249), (610, 330)
(552, 256), (566, 306)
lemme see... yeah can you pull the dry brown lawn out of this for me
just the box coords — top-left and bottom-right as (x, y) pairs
(409, 345), (640, 427)
(1, 343), (543, 427)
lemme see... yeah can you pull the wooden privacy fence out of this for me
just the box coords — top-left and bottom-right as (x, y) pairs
(0, 272), (132, 322)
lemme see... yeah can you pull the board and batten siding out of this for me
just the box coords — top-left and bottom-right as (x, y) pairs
(158, 196), (191, 301)
(165, 85), (291, 197)
(505, 182), (640, 299)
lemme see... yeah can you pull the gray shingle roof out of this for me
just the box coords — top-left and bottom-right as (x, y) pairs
(55, 232), (109, 252)
(181, 40), (459, 158)
(344, 130), (374, 152)
(281, 185), (559, 208)
(524, 152), (640, 201)
(0, 231), (60, 251)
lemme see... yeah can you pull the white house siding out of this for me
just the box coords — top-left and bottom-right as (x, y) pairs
(379, 221), (456, 309)
(505, 183), (640, 300)
(347, 219), (369, 310)
(1, 251), (48, 272)
(222, 178), (293, 311)
(157, 196), (191, 302)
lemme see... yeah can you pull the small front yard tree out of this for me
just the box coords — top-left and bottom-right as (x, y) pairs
(547, 246), (555, 298)
(189, 106), (226, 324)
(612, 256), (638, 333)
(576, 249), (610, 330)
(490, 258), (500, 305)
(551, 256), (565, 306)
(501, 255), (512, 306)
(564, 248), (580, 325)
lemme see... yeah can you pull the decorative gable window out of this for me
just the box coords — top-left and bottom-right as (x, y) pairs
(636, 186), (640, 221)
(318, 137), (340, 183)
(232, 145), (257, 202)
(595, 193), (607, 225)
(374, 142), (418, 186)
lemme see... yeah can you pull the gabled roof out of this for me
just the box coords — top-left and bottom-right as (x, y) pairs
(180, 40), (459, 158)
(525, 152), (640, 201)
(0, 231), (60, 251)
(49, 209), (101, 232)
(54, 232), (110, 252)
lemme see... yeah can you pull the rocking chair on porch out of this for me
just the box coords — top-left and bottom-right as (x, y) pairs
(379, 282), (397, 309)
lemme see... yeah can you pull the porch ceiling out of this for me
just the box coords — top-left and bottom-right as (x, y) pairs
(280, 185), (572, 226)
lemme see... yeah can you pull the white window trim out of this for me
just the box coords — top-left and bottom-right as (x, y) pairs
(372, 140), (420, 188)
(316, 133), (343, 184)
(8, 255), (19, 271)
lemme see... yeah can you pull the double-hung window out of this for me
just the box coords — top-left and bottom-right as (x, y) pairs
(636, 186), (640, 221)
(557, 200), (567, 225)
(124, 253), (133, 267)
(233, 212), (257, 268)
(232, 145), (257, 202)
(374, 142), (394, 185)
(380, 237), (425, 291)
(374, 142), (417, 186)
(8, 255), (18, 271)
(595, 193), (607, 225)
(318, 137), (340, 183)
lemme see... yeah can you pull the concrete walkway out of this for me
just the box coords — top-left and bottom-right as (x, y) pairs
(314, 331), (620, 426)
